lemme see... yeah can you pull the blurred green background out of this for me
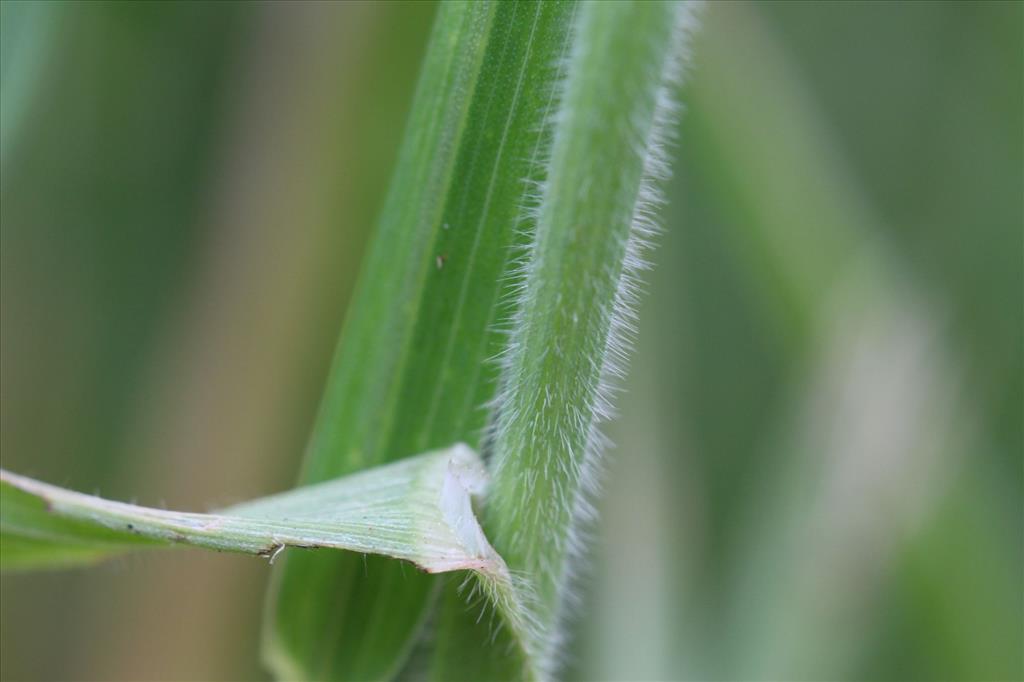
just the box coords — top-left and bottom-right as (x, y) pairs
(1, 1), (1020, 680)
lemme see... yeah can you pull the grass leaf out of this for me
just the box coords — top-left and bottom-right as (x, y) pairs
(263, 2), (577, 679)
(1, 445), (513, 578)
(1, 3), (698, 679)
(264, 2), (581, 675)
(3, 447), (541, 679)
(426, 3), (701, 679)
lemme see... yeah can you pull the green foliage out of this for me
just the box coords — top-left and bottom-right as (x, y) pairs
(7, 2), (1013, 682)
(0, 0), (58, 163)
(2, 446), (510, 577)
(1, 1), (696, 679)
(265, 2), (577, 679)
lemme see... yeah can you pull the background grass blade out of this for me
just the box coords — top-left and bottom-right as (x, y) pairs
(674, 5), (982, 677)
(1, 445), (512, 577)
(0, 0), (60, 164)
(265, 2), (576, 679)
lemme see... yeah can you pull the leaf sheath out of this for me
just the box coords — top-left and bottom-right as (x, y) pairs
(484, 0), (699, 670)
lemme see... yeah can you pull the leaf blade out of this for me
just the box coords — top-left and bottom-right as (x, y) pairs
(265, 1), (577, 678)
(1, 445), (506, 575)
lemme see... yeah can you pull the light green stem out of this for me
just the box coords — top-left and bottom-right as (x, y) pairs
(485, 0), (697, 668)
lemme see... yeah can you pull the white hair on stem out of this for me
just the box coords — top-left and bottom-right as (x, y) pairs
(551, 6), (702, 671)
(483, 2), (703, 677)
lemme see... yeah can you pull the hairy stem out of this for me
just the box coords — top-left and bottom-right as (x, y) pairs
(485, 0), (698, 669)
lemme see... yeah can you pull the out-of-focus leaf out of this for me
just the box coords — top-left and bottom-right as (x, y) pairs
(678, 4), (980, 679)
(0, 0), (59, 162)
